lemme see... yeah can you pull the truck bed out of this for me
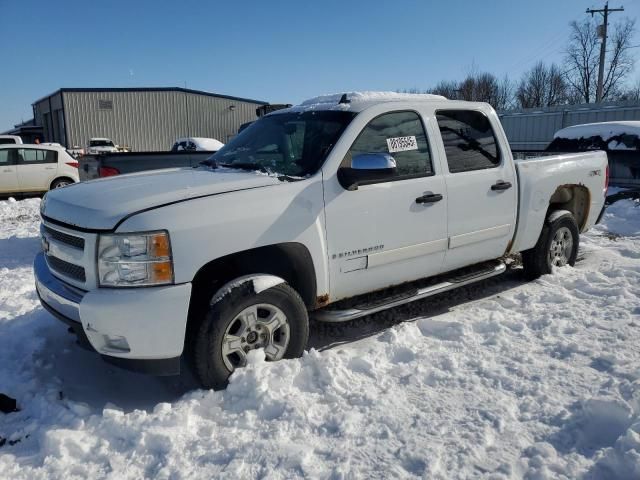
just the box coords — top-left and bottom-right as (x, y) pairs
(79, 151), (216, 180)
(511, 151), (608, 253)
(513, 148), (639, 189)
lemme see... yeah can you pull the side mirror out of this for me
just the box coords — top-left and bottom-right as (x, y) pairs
(338, 153), (397, 190)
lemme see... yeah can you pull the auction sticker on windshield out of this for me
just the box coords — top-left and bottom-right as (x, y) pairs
(386, 136), (418, 153)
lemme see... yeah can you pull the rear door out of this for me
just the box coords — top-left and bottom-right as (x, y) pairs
(16, 148), (58, 192)
(434, 109), (517, 272)
(0, 148), (19, 193)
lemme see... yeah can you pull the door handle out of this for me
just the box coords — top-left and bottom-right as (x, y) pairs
(415, 193), (443, 204)
(2, 169), (12, 173)
(491, 181), (512, 191)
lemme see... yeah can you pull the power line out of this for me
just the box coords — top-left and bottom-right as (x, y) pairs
(507, 30), (568, 73)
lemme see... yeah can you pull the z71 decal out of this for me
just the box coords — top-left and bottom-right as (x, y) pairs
(386, 136), (418, 153)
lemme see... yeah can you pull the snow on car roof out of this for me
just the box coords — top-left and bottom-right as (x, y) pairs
(174, 137), (225, 150)
(279, 91), (448, 113)
(0, 143), (66, 150)
(554, 121), (640, 139)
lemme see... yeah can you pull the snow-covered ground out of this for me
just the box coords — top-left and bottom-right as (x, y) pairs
(1, 196), (639, 479)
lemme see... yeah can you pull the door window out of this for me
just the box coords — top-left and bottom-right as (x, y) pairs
(0, 150), (11, 164)
(345, 111), (433, 179)
(18, 149), (57, 164)
(435, 110), (500, 173)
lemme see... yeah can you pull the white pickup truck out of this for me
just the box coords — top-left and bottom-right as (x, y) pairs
(34, 92), (608, 388)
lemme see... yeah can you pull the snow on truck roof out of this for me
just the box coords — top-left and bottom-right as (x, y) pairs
(302, 91), (446, 105)
(279, 91), (449, 113)
(554, 121), (640, 140)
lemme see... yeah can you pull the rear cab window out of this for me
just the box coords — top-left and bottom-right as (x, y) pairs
(435, 110), (500, 173)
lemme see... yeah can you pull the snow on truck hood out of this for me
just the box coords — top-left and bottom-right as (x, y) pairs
(42, 167), (282, 230)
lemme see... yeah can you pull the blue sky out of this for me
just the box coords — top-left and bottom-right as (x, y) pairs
(2, 0), (640, 131)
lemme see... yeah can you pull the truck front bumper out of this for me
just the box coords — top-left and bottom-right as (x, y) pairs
(34, 252), (192, 376)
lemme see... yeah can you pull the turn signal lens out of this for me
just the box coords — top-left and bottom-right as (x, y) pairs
(150, 234), (171, 258)
(152, 261), (173, 283)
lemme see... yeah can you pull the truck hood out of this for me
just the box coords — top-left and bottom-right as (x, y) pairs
(42, 167), (283, 230)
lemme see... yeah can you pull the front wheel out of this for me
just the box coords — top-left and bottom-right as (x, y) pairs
(192, 281), (309, 389)
(522, 213), (579, 280)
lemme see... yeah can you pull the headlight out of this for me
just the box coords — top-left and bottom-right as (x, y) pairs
(97, 231), (173, 287)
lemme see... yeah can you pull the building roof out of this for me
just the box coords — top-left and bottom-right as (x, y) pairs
(32, 87), (269, 106)
(1, 118), (42, 136)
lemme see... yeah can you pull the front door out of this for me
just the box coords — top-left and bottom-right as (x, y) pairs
(0, 149), (19, 193)
(16, 148), (58, 192)
(434, 109), (517, 272)
(323, 110), (448, 301)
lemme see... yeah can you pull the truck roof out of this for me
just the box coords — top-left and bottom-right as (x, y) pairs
(273, 91), (491, 115)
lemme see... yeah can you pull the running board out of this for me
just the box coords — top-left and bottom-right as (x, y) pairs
(313, 261), (507, 323)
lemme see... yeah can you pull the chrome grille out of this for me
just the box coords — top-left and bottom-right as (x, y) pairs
(43, 225), (85, 250)
(46, 255), (86, 282)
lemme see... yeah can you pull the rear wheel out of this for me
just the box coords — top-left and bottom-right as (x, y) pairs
(192, 281), (308, 389)
(522, 213), (579, 280)
(50, 178), (73, 189)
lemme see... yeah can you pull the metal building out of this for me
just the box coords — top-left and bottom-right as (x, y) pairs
(32, 87), (268, 151)
(499, 100), (640, 151)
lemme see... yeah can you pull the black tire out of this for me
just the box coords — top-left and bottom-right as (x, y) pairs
(50, 178), (74, 190)
(522, 213), (579, 280)
(192, 281), (309, 389)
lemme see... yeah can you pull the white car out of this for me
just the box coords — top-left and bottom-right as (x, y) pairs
(0, 144), (79, 194)
(87, 138), (118, 155)
(171, 137), (224, 152)
(35, 92), (607, 388)
(0, 135), (23, 145)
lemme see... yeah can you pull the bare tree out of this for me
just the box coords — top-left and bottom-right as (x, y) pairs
(516, 62), (568, 108)
(428, 80), (459, 99)
(397, 87), (425, 94)
(457, 72), (512, 110)
(496, 75), (515, 110)
(602, 19), (636, 100)
(564, 18), (636, 103)
(617, 78), (640, 101)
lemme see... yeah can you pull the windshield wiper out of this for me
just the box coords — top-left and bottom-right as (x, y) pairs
(277, 174), (304, 182)
(219, 162), (302, 182)
(219, 162), (268, 173)
(198, 158), (218, 168)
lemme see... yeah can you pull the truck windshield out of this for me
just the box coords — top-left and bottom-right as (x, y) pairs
(90, 140), (114, 147)
(210, 111), (356, 177)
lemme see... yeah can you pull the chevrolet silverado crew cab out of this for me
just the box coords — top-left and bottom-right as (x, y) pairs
(35, 92), (608, 389)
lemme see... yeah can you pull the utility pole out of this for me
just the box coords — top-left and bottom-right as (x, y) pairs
(587, 2), (624, 102)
